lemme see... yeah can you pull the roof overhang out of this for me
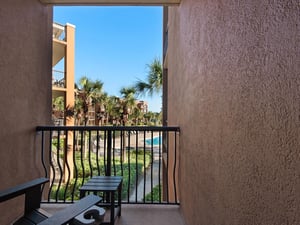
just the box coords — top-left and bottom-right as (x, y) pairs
(40, 0), (180, 5)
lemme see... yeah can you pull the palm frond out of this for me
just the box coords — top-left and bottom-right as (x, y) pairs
(134, 58), (162, 97)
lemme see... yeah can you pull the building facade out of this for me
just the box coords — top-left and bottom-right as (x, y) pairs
(0, 1), (53, 224)
(52, 22), (75, 126)
(163, 2), (300, 225)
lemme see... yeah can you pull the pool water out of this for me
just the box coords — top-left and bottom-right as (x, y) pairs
(145, 136), (162, 145)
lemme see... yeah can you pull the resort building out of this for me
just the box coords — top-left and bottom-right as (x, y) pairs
(0, 1), (299, 225)
(52, 22), (75, 126)
(136, 100), (148, 114)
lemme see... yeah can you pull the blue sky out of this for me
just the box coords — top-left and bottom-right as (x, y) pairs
(54, 6), (163, 112)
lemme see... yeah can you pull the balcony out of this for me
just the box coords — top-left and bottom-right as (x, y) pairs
(53, 23), (66, 67)
(36, 125), (184, 224)
(52, 69), (66, 89)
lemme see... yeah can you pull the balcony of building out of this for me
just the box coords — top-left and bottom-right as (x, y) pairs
(35, 125), (184, 225)
(53, 22), (66, 66)
(1, 1), (299, 225)
(52, 22), (75, 127)
(52, 22), (67, 92)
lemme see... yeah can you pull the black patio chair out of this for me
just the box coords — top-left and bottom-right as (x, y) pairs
(0, 178), (102, 225)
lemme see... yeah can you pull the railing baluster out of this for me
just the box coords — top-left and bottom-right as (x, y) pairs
(72, 130), (77, 202)
(143, 130), (146, 203)
(80, 130), (85, 186)
(106, 130), (112, 176)
(166, 131), (169, 203)
(135, 130), (138, 203)
(127, 132), (131, 202)
(158, 130), (162, 203)
(64, 131), (71, 202)
(88, 130), (92, 178)
(112, 130), (116, 176)
(96, 130), (100, 176)
(40, 130), (47, 178)
(150, 131), (154, 203)
(55, 130), (63, 202)
(120, 130), (124, 177)
(103, 131), (107, 176)
(173, 130), (178, 204)
(48, 131), (54, 202)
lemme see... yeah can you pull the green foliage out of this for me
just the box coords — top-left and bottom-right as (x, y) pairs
(52, 96), (65, 111)
(75, 76), (105, 125)
(52, 138), (65, 150)
(50, 178), (84, 201)
(50, 149), (151, 201)
(54, 63), (163, 126)
(134, 58), (162, 97)
(143, 184), (161, 202)
(115, 149), (151, 199)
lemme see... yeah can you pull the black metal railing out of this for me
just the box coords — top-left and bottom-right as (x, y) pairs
(52, 70), (65, 88)
(36, 126), (180, 205)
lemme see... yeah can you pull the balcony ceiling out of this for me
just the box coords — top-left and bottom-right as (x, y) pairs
(40, 0), (180, 5)
(53, 40), (65, 66)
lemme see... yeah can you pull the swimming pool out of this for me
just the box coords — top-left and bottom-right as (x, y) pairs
(145, 136), (162, 146)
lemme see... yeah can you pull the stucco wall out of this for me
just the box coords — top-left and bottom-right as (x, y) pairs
(0, 1), (52, 224)
(167, 1), (300, 224)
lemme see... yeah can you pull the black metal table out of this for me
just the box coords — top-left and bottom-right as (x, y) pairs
(79, 176), (123, 225)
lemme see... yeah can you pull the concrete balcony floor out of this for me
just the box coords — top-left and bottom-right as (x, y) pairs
(41, 204), (186, 225)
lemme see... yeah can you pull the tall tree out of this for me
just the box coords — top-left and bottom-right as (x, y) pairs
(95, 92), (109, 125)
(131, 107), (144, 125)
(120, 87), (136, 125)
(52, 96), (65, 125)
(134, 58), (162, 97)
(103, 96), (121, 125)
(75, 76), (104, 125)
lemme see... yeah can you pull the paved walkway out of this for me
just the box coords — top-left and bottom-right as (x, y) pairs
(129, 160), (160, 202)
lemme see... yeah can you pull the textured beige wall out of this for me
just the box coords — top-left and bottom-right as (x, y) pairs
(0, 1), (52, 224)
(167, 1), (300, 224)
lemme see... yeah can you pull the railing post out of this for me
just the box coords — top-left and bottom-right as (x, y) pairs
(106, 130), (112, 176)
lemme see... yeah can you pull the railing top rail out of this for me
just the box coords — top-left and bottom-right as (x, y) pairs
(52, 69), (65, 74)
(36, 125), (180, 132)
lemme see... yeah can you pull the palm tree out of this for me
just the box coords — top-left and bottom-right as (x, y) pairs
(95, 92), (109, 125)
(52, 96), (65, 125)
(75, 76), (104, 125)
(120, 87), (136, 126)
(104, 96), (121, 125)
(74, 76), (104, 160)
(130, 106), (144, 125)
(134, 58), (162, 97)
